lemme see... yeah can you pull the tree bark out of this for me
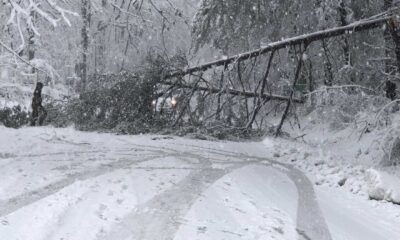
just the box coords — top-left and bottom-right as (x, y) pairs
(322, 40), (334, 86)
(81, 0), (91, 94)
(27, 11), (36, 73)
(388, 19), (400, 73)
(384, 0), (394, 74)
(216, 68), (225, 121)
(338, 1), (352, 68)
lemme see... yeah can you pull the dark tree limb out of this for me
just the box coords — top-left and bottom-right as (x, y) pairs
(322, 39), (334, 86)
(202, 94), (237, 123)
(236, 60), (250, 119)
(216, 65), (226, 121)
(275, 44), (308, 137)
(246, 51), (275, 129)
(172, 78), (202, 127)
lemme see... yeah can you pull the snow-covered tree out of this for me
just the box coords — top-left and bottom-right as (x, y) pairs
(2, 0), (77, 57)
(1, 0), (78, 83)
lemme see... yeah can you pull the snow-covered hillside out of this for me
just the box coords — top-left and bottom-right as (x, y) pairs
(0, 126), (399, 240)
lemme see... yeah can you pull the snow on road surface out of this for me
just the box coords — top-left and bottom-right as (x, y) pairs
(0, 126), (399, 240)
(174, 165), (299, 240)
(318, 187), (400, 240)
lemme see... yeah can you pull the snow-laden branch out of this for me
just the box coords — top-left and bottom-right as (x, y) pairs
(304, 85), (377, 96)
(0, 39), (48, 75)
(5, 0), (78, 49)
(374, 99), (400, 124)
(16, 12), (26, 53)
(44, 0), (79, 27)
(110, 2), (141, 19)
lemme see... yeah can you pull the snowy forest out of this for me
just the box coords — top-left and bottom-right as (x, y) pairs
(1, 1), (400, 240)
(1, 0), (400, 136)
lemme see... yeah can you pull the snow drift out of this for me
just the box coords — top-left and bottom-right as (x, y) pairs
(366, 169), (400, 205)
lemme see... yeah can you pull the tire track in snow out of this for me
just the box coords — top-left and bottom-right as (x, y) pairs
(0, 144), (209, 218)
(159, 143), (332, 239)
(93, 147), (330, 240)
(100, 150), (228, 240)
(0, 154), (162, 217)
(288, 167), (332, 240)
(116, 145), (332, 240)
(1, 139), (332, 240)
(100, 167), (227, 240)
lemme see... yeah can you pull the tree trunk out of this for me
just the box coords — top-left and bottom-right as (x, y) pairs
(384, 0), (394, 74)
(382, 0), (400, 74)
(81, 0), (91, 94)
(383, 0), (400, 100)
(338, 0), (356, 83)
(322, 40), (334, 86)
(338, 1), (351, 66)
(216, 66), (225, 121)
(387, 19), (400, 73)
(27, 11), (35, 73)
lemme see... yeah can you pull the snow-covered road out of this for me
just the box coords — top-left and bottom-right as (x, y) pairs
(0, 127), (399, 240)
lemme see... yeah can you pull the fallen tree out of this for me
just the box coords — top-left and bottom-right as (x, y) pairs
(165, 16), (393, 79)
(159, 14), (400, 133)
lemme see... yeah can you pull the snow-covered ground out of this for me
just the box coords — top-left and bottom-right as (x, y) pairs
(0, 71), (72, 110)
(0, 126), (399, 240)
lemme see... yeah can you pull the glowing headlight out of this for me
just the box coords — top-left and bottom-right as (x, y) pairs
(171, 97), (177, 107)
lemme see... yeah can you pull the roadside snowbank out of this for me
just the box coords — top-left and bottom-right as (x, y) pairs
(366, 169), (400, 205)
